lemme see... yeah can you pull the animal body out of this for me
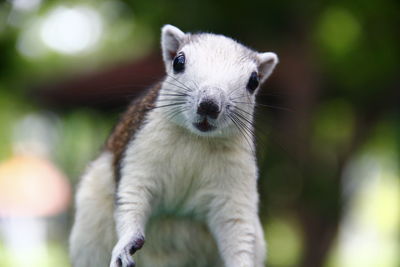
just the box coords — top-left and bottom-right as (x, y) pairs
(69, 25), (278, 267)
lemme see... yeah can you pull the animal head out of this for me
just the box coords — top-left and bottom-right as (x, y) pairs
(157, 24), (278, 138)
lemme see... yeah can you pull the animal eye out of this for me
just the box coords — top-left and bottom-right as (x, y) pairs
(246, 71), (259, 93)
(173, 53), (185, 73)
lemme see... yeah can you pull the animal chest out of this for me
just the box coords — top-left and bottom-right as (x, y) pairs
(123, 119), (240, 218)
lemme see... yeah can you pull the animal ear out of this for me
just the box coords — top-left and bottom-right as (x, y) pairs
(161, 25), (186, 66)
(257, 52), (278, 83)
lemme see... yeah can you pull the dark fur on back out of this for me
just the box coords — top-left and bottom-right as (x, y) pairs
(106, 83), (162, 183)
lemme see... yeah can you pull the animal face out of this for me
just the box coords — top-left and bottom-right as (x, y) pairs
(157, 25), (278, 138)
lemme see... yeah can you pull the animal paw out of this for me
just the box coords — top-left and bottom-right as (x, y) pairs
(110, 234), (145, 267)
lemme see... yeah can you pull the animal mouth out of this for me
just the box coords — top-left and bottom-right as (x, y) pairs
(193, 118), (216, 132)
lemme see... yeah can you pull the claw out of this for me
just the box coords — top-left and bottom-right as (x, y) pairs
(116, 250), (136, 267)
(129, 235), (145, 254)
(110, 234), (145, 267)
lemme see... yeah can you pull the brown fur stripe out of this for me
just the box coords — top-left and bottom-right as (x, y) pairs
(105, 82), (162, 183)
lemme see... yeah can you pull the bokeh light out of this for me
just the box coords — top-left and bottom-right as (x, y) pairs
(40, 6), (103, 55)
(11, 0), (41, 12)
(316, 7), (361, 57)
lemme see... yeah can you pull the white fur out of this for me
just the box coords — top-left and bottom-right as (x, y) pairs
(69, 152), (116, 267)
(70, 25), (277, 267)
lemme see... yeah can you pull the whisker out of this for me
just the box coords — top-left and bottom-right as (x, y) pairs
(227, 114), (254, 153)
(231, 113), (256, 140)
(230, 112), (255, 137)
(161, 88), (189, 94)
(156, 98), (186, 103)
(228, 86), (245, 99)
(255, 103), (293, 112)
(163, 80), (191, 92)
(152, 102), (186, 109)
(190, 80), (200, 91)
(230, 94), (253, 102)
(234, 109), (267, 134)
(232, 101), (293, 112)
(166, 74), (192, 91)
(232, 110), (273, 150)
(159, 93), (188, 97)
(166, 106), (189, 121)
(232, 111), (255, 128)
(234, 106), (254, 117)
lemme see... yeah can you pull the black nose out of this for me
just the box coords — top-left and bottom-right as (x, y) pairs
(197, 99), (220, 119)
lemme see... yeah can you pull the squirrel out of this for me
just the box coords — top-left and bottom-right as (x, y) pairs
(69, 24), (278, 267)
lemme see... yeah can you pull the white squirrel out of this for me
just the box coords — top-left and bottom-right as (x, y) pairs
(69, 24), (278, 267)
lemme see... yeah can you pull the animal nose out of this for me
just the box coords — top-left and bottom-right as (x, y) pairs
(197, 99), (220, 119)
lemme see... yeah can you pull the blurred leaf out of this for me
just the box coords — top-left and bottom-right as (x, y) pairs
(316, 7), (361, 57)
(265, 217), (303, 267)
(312, 99), (355, 154)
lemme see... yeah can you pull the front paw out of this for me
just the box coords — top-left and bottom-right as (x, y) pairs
(110, 234), (145, 267)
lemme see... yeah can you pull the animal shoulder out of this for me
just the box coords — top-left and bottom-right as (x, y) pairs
(106, 83), (162, 180)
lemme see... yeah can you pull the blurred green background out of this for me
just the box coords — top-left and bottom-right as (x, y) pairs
(0, 0), (399, 266)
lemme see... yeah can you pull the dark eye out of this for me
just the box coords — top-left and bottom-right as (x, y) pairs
(247, 71), (259, 93)
(173, 53), (185, 73)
